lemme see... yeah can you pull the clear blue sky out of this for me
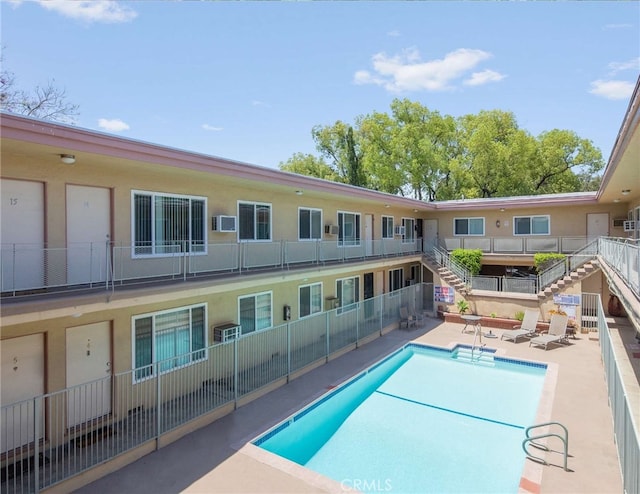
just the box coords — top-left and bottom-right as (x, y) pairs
(2, 1), (639, 169)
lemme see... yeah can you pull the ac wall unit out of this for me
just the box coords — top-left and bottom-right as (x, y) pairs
(213, 323), (241, 342)
(212, 215), (237, 232)
(325, 224), (340, 235)
(612, 218), (626, 228)
(623, 220), (636, 232)
(394, 225), (406, 236)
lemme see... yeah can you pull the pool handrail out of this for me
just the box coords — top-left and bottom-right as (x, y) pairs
(522, 421), (569, 472)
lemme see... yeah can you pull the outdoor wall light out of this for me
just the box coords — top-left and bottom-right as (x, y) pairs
(495, 220), (501, 228)
(621, 189), (631, 195)
(295, 190), (303, 195)
(60, 154), (76, 165)
(499, 208), (505, 212)
(384, 204), (390, 208)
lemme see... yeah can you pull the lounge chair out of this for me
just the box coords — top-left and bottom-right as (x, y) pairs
(501, 308), (539, 342)
(529, 314), (569, 350)
(399, 306), (416, 329)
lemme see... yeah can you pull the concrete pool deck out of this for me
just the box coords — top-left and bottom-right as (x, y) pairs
(76, 317), (635, 494)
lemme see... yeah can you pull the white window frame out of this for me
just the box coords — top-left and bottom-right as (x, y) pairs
(131, 303), (207, 383)
(238, 201), (272, 242)
(338, 211), (361, 247)
(402, 217), (416, 243)
(336, 275), (360, 314)
(513, 215), (550, 236)
(299, 282), (323, 318)
(298, 207), (323, 241)
(131, 190), (207, 258)
(238, 291), (273, 335)
(382, 216), (394, 239)
(454, 217), (485, 236)
(389, 268), (404, 293)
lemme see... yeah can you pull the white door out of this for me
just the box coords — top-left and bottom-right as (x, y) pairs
(66, 185), (111, 285)
(587, 213), (609, 241)
(365, 214), (373, 256)
(424, 219), (438, 250)
(1, 179), (45, 291)
(66, 322), (112, 427)
(1, 334), (45, 453)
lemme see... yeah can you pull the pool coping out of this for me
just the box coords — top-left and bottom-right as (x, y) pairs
(237, 341), (558, 494)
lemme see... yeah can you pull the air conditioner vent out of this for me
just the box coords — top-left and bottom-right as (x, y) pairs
(612, 218), (626, 228)
(623, 220), (636, 232)
(394, 225), (406, 236)
(212, 215), (237, 232)
(325, 224), (340, 235)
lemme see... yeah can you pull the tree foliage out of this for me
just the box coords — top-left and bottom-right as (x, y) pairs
(279, 99), (604, 200)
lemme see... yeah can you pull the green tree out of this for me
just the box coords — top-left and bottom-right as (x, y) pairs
(312, 121), (367, 187)
(532, 130), (603, 193)
(279, 153), (340, 181)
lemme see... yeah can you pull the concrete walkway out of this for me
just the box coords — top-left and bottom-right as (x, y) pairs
(76, 319), (628, 494)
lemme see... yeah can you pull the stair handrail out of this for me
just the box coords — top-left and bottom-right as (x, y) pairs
(537, 239), (599, 291)
(430, 245), (472, 289)
(522, 421), (569, 471)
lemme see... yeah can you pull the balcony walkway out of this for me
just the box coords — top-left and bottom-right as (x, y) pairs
(75, 318), (633, 494)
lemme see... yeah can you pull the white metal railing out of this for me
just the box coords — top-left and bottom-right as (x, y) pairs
(537, 240), (599, 292)
(0, 284), (432, 492)
(443, 236), (591, 254)
(597, 295), (640, 494)
(598, 237), (640, 299)
(0, 239), (422, 296)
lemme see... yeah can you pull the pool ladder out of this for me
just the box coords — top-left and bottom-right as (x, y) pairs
(470, 331), (486, 362)
(522, 422), (569, 471)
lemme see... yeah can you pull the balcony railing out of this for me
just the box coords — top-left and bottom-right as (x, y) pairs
(0, 238), (422, 297)
(0, 283), (433, 493)
(442, 235), (591, 254)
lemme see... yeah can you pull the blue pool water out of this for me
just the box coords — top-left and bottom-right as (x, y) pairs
(254, 344), (547, 493)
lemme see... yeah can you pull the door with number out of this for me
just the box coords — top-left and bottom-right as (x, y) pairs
(66, 322), (112, 428)
(1, 334), (45, 453)
(66, 185), (111, 285)
(1, 179), (45, 291)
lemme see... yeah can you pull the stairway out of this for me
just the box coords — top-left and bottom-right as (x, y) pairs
(453, 346), (495, 366)
(537, 260), (599, 300)
(422, 253), (470, 295)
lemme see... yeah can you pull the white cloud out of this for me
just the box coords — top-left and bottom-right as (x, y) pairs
(98, 118), (130, 132)
(603, 23), (633, 30)
(251, 100), (270, 108)
(464, 69), (506, 86)
(387, 30), (401, 37)
(202, 124), (223, 132)
(354, 47), (496, 92)
(589, 80), (635, 100)
(37, 0), (137, 23)
(608, 57), (640, 74)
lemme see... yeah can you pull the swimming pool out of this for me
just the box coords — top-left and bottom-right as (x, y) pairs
(253, 343), (548, 493)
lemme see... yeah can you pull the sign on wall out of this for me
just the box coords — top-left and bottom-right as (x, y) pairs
(434, 286), (455, 304)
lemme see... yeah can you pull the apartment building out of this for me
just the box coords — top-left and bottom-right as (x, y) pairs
(0, 77), (638, 492)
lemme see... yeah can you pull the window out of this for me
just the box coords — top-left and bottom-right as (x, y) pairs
(454, 217), (484, 236)
(338, 211), (361, 246)
(238, 292), (272, 335)
(299, 208), (322, 240)
(133, 191), (206, 256)
(239, 202), (271, 241)
(513, 215), (550, 235)
(382, 216), (394, 239)
(336, 276), (359, 312)
(133, 304), (206, 381)
(389, 268), (404, 292)
(402, 218), (415, 243)
(299, 282), (322, 318)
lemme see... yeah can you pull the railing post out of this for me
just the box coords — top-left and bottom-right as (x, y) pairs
(286, 321), (291, 382)
(34, 396), (41, 493)
(325, 311), (330, 362)
(355, 305), (360, 348)
(155, 370), (161, 447)
(233, 338), (239, 408)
